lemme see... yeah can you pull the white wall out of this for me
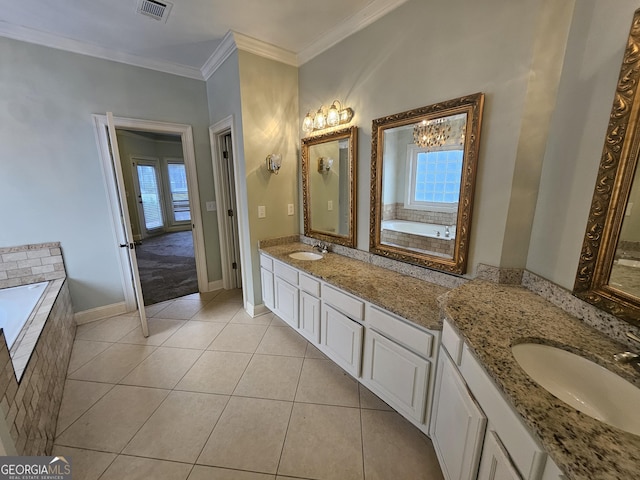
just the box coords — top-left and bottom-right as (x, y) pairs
(299, 0), (545, 273)
(527, 0), (640, 288)
(0, 37), (218, 312)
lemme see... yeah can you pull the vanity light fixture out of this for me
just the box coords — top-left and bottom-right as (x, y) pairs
(318, 157), (334, 173)
(302, 101), (354, 135)
(266, 153), (282, 174)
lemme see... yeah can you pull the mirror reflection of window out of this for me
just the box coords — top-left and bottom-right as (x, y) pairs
(409, 146), (463, 207)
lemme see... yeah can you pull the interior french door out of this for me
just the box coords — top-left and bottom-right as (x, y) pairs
(106, 112), (149, 337)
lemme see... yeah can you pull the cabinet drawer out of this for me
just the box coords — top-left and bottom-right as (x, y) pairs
(460, 345), (546, 479)
(322, 284), (364, 321)
(367, 306), (433, 357)
(299, 273), (320, 296)
(274, 260), (298, 286)
(442, 318), (462, 365)
(260, 254), (273, 271)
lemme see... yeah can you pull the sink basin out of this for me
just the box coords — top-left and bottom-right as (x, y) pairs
(512, 343), (640, 435)
(288, 251), (323, 261)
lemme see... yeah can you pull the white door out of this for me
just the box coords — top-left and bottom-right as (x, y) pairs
(274, 276), (299, 328)
(299, 290), (321, 343)
(320, 304), (363, 377)
(106, 112), (149, 337)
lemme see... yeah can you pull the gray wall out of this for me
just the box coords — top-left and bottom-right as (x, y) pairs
(0, 37), (218, 312)
(527, 0), (640, 288)
(299, 0), (546, 273)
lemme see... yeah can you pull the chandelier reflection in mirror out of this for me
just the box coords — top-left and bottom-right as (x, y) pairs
(413, 118), (466, 148)
(302, 100), (353, 135)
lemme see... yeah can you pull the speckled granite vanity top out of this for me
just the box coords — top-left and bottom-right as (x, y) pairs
(260, 242), (449, 330)
(441, 280), (640, 480)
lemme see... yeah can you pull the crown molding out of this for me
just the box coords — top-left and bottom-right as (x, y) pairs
(0, 21), (204, 80)
(297, 0), (410, 65)
(201, 30), (297, 80)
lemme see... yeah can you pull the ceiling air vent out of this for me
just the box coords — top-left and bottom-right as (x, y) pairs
(136, 0), (173, 22)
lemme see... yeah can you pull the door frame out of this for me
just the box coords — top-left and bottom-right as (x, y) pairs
(93, 114), (209, 310)
(209, 116), (248, 294)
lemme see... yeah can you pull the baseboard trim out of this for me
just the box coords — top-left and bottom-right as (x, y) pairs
(246, 302), (270, 318)
(74, 302), (127, 325)
(207, 280), (223, 292)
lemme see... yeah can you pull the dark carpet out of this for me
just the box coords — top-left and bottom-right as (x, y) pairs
(135, 231), (198, 305)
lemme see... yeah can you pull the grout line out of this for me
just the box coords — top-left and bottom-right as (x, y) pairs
(54, 381), (117, 438)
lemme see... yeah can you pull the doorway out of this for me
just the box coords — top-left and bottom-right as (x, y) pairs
(93, 115), (208, 319)
(116, 129), (198, 305)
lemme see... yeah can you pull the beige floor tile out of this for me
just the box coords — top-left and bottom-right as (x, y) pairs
(99, 455), (192, 480)
(66, 340), (112, 374)
(230, 309), (273, 326)
(68, 343), (156, 383)
(119, 318), (185, 346)
(198, 396), (292, 474)
(145, 300), (174, 317)
(56, 379), (113, 435)
(208, 324), (268, 353)
(278, 403), (363, 480)
(154, 299), (205, 319)
(269, 315), (288, 327)
(191, 301), (243, 323)
(123, 391), (228, 463)
(55, 385), (169, 452)
(189, 466), (275, 480)
(304, 342), (328, 359)
(75, 315), (140, 342)
(295, 358), (359, 407)
(180, 290), (221, 303)
(256, 326), (307, 357)
(176, 351), (252, 394)
(359, 384), (394, 411)
(163, 321), (225, 349)
(51, 445), (116, 480)
(361, 409), (443, 480)
(234, 354), (303, 401)
(120, 347), (201, 389)
(213, 288), (243, 302)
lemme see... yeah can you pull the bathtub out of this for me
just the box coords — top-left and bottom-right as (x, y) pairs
(382, 220), (456, 240)
(0, 282), (48, 349)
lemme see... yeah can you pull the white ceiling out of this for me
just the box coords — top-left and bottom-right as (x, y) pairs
(0, 0), (408, 79)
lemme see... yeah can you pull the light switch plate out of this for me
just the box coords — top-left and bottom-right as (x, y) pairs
(287, 204), (294, 215)
(328, 200), (333, 211)
(206, 201), (217, 212)
(627, 202), (634, 217)
(258, 205), (266, 218)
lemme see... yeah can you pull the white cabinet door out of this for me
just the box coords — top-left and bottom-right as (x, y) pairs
(320, 304), (363, 377)
(362, 329), (430, 423)
(274, 276), (298, 328)
(477, 431), (523, 480)
(431, 349), (487, 480)
(261, 268), (274, 310)
(299, 291), (320, 344)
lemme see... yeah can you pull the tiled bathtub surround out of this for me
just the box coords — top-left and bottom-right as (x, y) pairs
(0, 242), (66, 289)
(380, 229), (454, 257)
(0, 280), (75, 455)
(382, 203), (457, 226)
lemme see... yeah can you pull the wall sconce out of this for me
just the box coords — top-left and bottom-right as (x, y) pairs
(266, 153), (282, 174)
(302, 100), (353, 135)
(318, 157), (334, 173)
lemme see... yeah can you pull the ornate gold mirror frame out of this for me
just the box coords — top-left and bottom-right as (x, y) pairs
(302, 126), (357, 248)
(369, 94), (484, 274)
(574, 10), (640, 326)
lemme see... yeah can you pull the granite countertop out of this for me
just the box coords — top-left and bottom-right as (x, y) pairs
(441, 280), (640, 480)
(260, 242), (449, 330)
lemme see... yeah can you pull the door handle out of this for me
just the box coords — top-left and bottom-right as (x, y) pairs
(119, 243), (134, 249)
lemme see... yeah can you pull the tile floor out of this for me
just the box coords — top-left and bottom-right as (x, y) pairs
(53, 289), (444, 480)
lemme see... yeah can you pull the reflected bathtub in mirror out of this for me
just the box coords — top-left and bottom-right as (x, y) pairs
(370, 94), (484, 274)
(302, 126), (357, 248)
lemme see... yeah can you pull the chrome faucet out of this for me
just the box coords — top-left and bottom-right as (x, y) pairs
(444, 226), (450, 238)
(614, 332), (640, 372)
(314, 242), (329, 254)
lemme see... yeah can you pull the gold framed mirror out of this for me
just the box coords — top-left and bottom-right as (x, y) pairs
(574, 9), (640, 326)
(302, 126), (357, 248)
(369, 93), (484, 274)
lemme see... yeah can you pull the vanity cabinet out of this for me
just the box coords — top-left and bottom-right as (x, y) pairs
(431, 349), (486, 480)
(260, 256), (275, 310)
(272, 260), (299, 328)
(299, 273), (321, 343)
(320, 304), (363, 376)
(432, 318), (552, 480)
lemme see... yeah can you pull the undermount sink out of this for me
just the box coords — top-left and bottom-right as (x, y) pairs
(288, 251), (323, 261)
(512, 343), (640, 436)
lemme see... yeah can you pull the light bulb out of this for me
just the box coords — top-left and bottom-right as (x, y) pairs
(327, 102), (340, 127)
(302, 112), (314, 133)
(313, 108), (326, 130)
